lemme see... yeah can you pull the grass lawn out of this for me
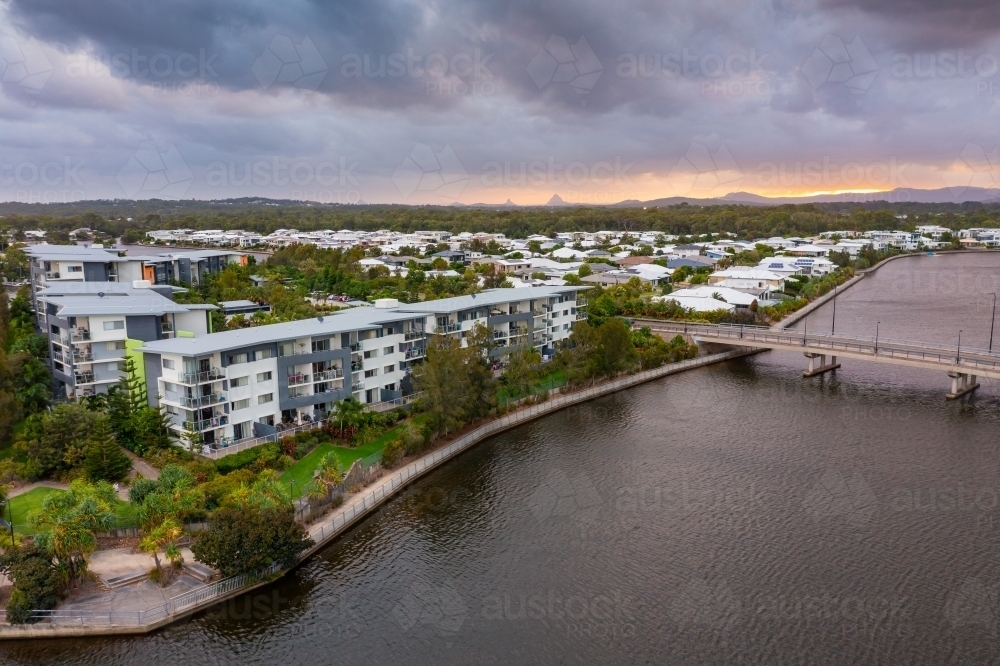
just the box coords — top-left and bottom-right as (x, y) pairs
(498, 369), (567, 404)
(279, 415), (429, 498)
(7, 486), (139, 534)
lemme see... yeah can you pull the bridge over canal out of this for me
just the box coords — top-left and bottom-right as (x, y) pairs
(635, 320), (1000, 399)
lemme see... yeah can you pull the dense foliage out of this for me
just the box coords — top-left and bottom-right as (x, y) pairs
(191, 507), (312, 578)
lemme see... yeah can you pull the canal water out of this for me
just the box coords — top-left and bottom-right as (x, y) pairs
(3, 253), (1000, 664)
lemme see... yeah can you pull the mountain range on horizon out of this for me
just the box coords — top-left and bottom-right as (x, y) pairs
(449, 186), (1000, 209)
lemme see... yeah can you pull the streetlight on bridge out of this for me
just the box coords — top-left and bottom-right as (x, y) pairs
(957, 330), (963, 364)
(875, 321), (880, 355)
(831, 285), (838, 335)
(989, 293), (996, 353)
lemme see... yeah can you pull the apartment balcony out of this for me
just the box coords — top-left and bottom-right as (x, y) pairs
(404, 330), (424, 341)
(350, 362), (363, 373)
(52, 349), (65, 362)
(351, 382), (365, 392)
(313, 369), (343, 381)
(435, 323), (461, 334)
(72, 351), (94, 363)
(70, 330), (91, 342)
(313, 384), (339, 395)
(179, 368), (225, 384)
(160, 322), (174, 333)
(75, 373), (95, 385)
(179, 393), (226, 408)
(404, 347), (425, 360)
(287, 373), (311, 386)
(45, 271), (60, 280)
(183, 416), (226, 432)
(347, 343), (362, 352)
(575, 312), (587, 321)
(288, 387), (310, 398)
(493, 330), (509, 339)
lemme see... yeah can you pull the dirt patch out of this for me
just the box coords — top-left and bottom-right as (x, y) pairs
(96, 536), (139, 552)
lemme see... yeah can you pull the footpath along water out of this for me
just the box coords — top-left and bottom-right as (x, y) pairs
(2, 252), (999, 664)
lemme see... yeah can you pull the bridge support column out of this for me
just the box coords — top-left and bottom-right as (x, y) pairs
(803, 353), (841, 378)
(946, 372), (980, 400)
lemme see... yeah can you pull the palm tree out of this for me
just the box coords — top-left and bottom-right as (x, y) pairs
(307, 453), (343, 501)
(31, 481), (117, 588)
(139, 517), (183, 585)
(225, 471), (292, 510)
(333, 398), (364, 441)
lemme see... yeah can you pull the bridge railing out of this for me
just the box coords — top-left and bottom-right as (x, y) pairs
(635, 320), (1000, 372)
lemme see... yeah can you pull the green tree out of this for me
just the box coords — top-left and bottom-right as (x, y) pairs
(501, 345), (542, 399)
(578, 263), (593, 278)
(192, 506), (312, 578)
(30, 481), (118, 587)
(10, 353), (50, 414)
(84, 417), (132, 482)
(15, 403), (99, 480)
(223, 470), (291, 510)
(139, 517), (183, 585)
(414, 335), (472, 435)
(0, 544), (60, 623)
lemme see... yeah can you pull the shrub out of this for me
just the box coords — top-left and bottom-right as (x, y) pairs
(214, 443), (281, 475)
(129, 478), (159, 504)
(381, 436), (405, 468)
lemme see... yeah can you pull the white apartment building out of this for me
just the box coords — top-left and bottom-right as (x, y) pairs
(137, 286), (587, 449)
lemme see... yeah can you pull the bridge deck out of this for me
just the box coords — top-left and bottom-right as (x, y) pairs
(635, 320), (1000, 381)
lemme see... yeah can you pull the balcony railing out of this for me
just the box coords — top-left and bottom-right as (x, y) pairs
(286, 373), (310, 386)
(179, 368), (225, 384)
(347, 343), (362, 352)
(52, 350), (64, 362)
(404, 330), (424, 341)
(351, 382), (364, 391)
(313, 369), (343, 381)
(45, 272), (60, 279)
(288, 387), (310, 398)
(350, 362), (363, 373)
(161, 322), (174, 332)
(73, 352), (94, 363)
(435, 323), (461, 334)
(179, 393), (226, 408)
(404, 348), (425, 359)
(182, 416), (226, 432)
(70, 330), (91, 342)
(75, 373), (95, 384)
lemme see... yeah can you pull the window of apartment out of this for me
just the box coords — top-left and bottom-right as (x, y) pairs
(233, 421), (251, 440)
(230, 376), (249, 387)
(109, 362), (125, 372)
(364, 350), (378, 359)
(163, 382), (177, 393)
(164, 405), (178, 415)
(227, 352), (248, 365)
(67, 265), (83, 273)
(258, 393), (273, 404)
(311, 338), (330, 352)
(103, 320), (125, 331)
(254, 348), (273, 361)
(278, 342), (294, 357)
(256, 371), (272, 382)
(364, 369), (378, 378)
(383, 364), (395, 374)
(107, 341), (126, 351)
(383, 346), (394, 355)
(162, 358), (175, 369)
(232, 398), (250, 410)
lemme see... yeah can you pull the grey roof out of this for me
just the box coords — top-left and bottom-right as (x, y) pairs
(219, 299), (261, 308)
(45, 293), (208, 317)
(397, 286), (587, 314)
(138, 305), (420, 356)
(37, 282), (187, 296)
(26, 245), (130, 262)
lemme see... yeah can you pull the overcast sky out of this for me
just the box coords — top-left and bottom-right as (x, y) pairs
(1, 0), (1000, 205)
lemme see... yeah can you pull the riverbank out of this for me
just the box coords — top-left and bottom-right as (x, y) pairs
(0, 346), (760, 639)
(776, 249), (997, 329)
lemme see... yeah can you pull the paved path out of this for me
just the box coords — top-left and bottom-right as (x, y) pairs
(7, 480), (68, 498)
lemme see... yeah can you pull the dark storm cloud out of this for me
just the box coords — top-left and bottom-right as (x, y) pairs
(820, 0), (1000, 48)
